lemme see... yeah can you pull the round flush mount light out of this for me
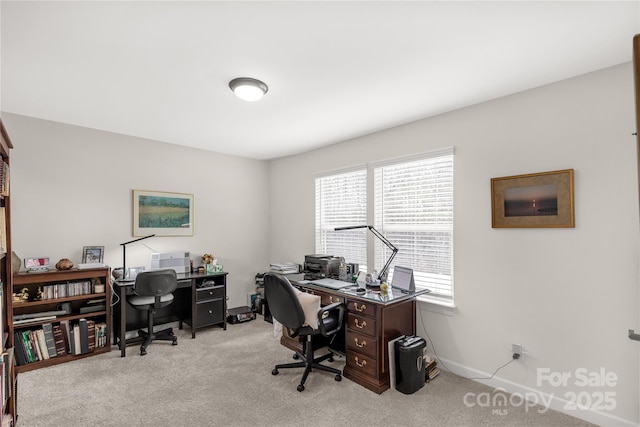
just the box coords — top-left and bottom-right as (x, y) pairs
(229, 77), (268, 102)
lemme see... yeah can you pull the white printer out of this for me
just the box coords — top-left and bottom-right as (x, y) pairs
(150, 251), (190, 274)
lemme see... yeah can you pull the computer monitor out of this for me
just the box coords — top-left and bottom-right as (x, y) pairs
(391, 266), (415, 293)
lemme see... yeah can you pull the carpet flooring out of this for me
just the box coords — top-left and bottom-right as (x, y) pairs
(16, 318), (595, 426)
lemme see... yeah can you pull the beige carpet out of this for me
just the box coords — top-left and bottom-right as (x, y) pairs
(16, 318), (594, 427)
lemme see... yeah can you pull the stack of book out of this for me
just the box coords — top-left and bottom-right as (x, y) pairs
(13, 320), (108, 366)
(426, 357), (439, 382)
(40, 280), (94, 300)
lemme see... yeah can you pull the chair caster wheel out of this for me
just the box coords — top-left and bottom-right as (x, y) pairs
(292, 353), (299, 360)
(335, 374), (342, 382)
(140, 349), (147, 356)
(297, 384), (305, 392)
(172, 339), (178, 346)
(328, 355), (334, 362)
(272, 368), (279, 375)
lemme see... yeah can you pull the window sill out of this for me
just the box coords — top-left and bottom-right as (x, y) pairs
(417, 295), (456, 316)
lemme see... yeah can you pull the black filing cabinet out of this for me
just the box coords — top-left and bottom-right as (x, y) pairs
(187, 273), (228, 338)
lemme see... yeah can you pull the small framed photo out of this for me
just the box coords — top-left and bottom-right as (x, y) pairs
(82, 246), (105, 263)
(491, 169), (574, 228)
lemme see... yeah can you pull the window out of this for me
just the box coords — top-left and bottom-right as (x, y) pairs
(315, 169), (367, 271)
(374, 148), (454, 304)
(315, 148), (454, 306)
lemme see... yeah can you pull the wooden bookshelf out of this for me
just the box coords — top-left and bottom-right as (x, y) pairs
(0, 117), (15, 426)
(11, 268), (111, 374)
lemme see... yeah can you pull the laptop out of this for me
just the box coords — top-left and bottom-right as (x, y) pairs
(310, 278), (353, 290)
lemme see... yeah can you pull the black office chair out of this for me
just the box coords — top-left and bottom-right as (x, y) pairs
(264, 272), (344, 392)
(125, 269), (178, 355)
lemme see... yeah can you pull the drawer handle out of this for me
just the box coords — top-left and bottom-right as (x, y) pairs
(355, 357), (367, 368)
(208, 291), (214, 296)
(208, 310), (213, 314)
(354, 319), (366, 329)
(330, 296), (340, 303)
(354, 338), (366, 348)
(354, 303), (366, 312)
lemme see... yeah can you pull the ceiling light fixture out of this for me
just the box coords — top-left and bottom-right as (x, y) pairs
(229, 77), (268, 102)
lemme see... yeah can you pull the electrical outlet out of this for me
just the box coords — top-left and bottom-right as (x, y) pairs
(512, 343), (523, 360)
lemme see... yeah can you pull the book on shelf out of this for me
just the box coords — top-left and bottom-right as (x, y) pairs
(14, 310), (67, 321)
(1, 349), (13, 406)
(41, 323), (58, 359)
(70, 324), (81, 356)
(34, 329), (49, 360)
(28, 330), (42, 362)
(87, 320), (96, 352)
(0, 207), (5, 254)
(13, 316), (57, 326)
(21, 331), (37, 363)
(13, 333), (27, 366)
(78, 319), (89, 354)
(60, 320), (72, 354)
(51, 324), (67, 356)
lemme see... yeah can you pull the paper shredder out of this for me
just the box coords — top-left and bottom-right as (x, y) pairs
(395, 335), (427, 394)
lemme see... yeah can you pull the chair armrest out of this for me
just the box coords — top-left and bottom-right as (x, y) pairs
(317, 301), (344, 337)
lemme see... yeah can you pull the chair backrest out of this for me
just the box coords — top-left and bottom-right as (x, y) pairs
(264, 273), (305, 330)
(133, 269), (178, 297)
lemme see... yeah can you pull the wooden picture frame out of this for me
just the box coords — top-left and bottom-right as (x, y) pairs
(491, 169), (574, 228)
(133, 190), (194, 236)
(82, 246), (104, 263)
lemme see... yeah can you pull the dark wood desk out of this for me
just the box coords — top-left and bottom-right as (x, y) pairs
(113, 271), (228, 357)
(283, 274), (426, 394)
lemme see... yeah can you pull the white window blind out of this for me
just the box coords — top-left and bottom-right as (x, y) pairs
(315, 169), (367, 271)
(374, 150), (454, 303)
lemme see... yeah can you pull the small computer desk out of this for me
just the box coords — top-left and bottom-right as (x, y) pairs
(113, 271), (228, 357)
(281, 274), (429, 394)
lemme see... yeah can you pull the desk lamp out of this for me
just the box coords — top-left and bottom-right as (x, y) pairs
(334, 225), (398, 284)
(119, 234), (155, 280)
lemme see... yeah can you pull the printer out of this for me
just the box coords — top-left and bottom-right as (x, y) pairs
(303, 254), (341, 280)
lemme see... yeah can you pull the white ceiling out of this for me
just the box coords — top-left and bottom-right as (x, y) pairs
(1, 1), (639, 160)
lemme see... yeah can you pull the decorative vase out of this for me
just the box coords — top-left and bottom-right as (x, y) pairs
(11, 251), (21, 273)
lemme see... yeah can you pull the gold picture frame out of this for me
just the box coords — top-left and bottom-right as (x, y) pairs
(491, 169), (574, 228)
(133, 190), (194, 236)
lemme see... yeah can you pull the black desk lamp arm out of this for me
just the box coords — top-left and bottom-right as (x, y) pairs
(366, 226), (398, 281)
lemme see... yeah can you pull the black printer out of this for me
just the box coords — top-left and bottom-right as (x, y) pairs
(303, 254), (341, 280)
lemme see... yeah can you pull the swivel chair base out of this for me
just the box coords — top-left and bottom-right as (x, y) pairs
(271, 335), (342, 392)
(126, 327), (177, 356)
(124, 307), (178, 355)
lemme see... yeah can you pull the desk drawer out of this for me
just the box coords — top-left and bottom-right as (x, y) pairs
(346, 312), (376, 337)
(196, 285), (224, 302)
(346, 350), (377, 379)
(305, 289), (345, 306)
(346, 330), (377, 359)
(196, 299), (224, 326)
(347, 299), (376, 317)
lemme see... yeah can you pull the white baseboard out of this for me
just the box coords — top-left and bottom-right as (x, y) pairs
(436, 357), (637, 427)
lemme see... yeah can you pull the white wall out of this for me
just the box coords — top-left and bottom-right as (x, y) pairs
(268, 63), (639, 425)
(1, 113), (270, 308)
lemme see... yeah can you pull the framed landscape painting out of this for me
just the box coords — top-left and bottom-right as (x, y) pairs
(491, 169), (574, 228)
(133, 190), (194, 236)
